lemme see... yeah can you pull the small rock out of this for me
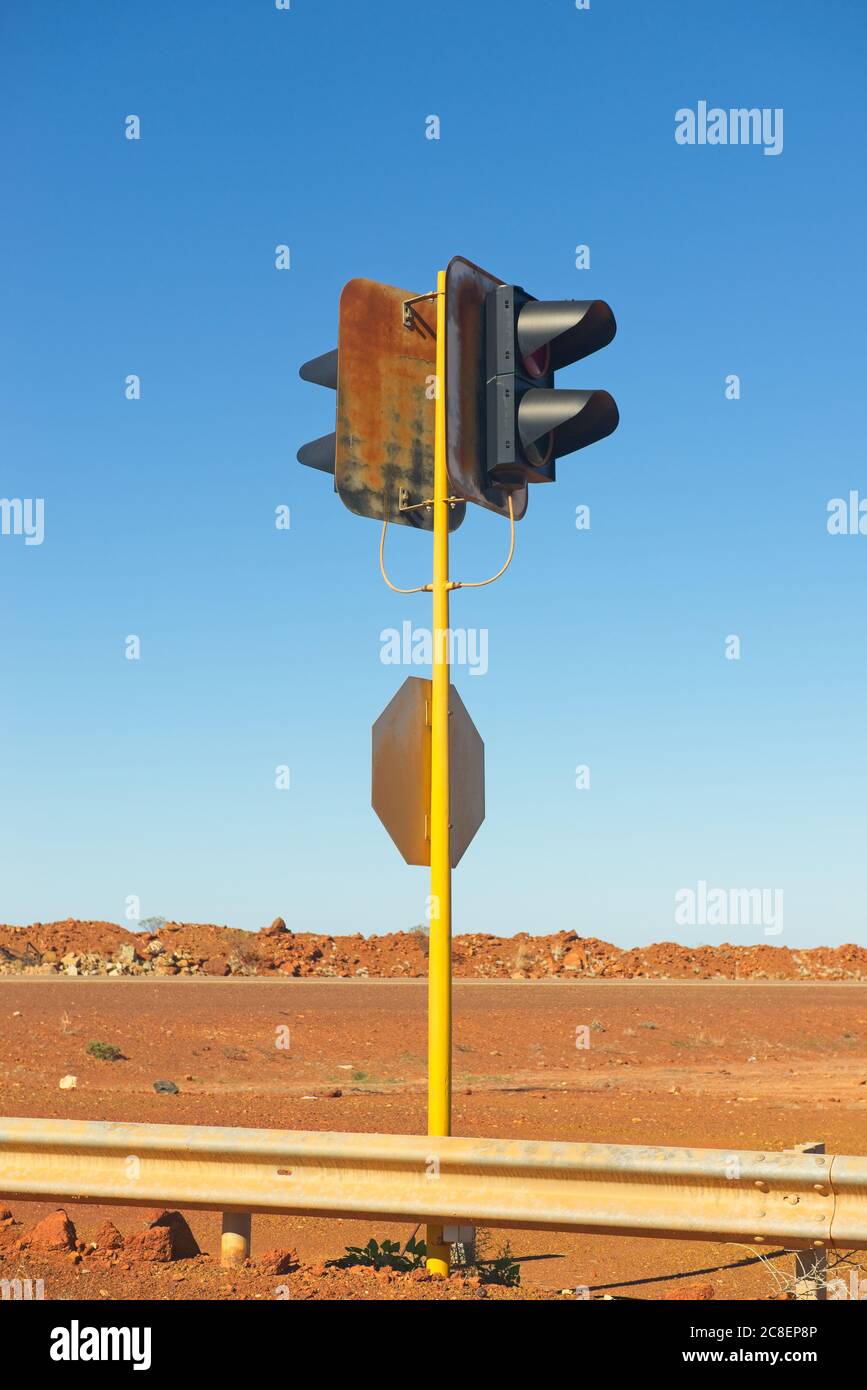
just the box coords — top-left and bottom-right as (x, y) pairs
(21, 1209), (77, 1252)
(126, 1225), (174, 1263)
(141, 1210), (200, 1259)
(258, 1247), (299, 1275)
(59, 1074), (77, 1090)
(153, 1079), (179, 1095)
(261, 917), (289, 936)
(93, 1220), (125, 1252)
(325, 1088), (342, 1099)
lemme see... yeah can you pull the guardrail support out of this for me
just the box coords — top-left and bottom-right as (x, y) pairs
(788, 1142), (828, 1300)
(220, 1211), (251, 1268)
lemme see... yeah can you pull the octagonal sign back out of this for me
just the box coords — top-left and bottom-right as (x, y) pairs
(371, 676), (484, 868)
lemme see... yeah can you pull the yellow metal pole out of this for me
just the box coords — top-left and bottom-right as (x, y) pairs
(426, 268), (452, 1278)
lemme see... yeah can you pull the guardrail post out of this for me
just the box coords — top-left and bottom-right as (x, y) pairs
(220, 1211), (251, 1268)
(788, 1141), (827, 1299)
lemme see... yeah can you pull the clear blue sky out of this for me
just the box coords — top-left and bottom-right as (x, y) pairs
(2, 0), (865, 949)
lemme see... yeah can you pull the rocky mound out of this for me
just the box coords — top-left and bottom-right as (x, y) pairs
(0, 918), (865, 981)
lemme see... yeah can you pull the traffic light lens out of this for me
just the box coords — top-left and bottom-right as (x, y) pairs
(525, 431), (553, 468)
(522, 344), (550, 380)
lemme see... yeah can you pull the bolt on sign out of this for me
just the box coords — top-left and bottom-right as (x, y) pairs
(372, 676), (484, 868)
(339, 279), (467, 529)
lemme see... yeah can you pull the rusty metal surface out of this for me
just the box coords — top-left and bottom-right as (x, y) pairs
(371, 675), (430, 866)
(371, 677), (485, 867)
(445, 256), (528, 520)
(448, 683), (485, 867)
(336, 278), (465, 531)
(1, 1116), (864, 1249)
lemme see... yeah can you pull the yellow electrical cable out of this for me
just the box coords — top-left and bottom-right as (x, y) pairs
(450, 492), (515, 589)
(378, 517), (431, 594)
(379, 492), (516, 594)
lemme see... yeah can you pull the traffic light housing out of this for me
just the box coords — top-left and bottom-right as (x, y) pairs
(299, 261), (618, 522)
(485, 285), (619, 488)
(298, 279), (464, 531)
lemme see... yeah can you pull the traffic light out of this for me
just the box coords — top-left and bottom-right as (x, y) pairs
(299, 262), (618, 520)
(443, 257), (618, 514)
(485, 286), (619, 487)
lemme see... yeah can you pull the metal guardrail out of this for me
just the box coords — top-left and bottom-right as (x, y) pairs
(1, 1117), (866, 1252)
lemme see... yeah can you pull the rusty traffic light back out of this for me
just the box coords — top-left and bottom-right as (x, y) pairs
(298, 278), (465, 531)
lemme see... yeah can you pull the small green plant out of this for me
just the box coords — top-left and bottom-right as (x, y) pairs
(470, 1230), (521, 1286)
(86, 1041), (125, 1062)
(477, 1241), (521, 1286)
(332, 1235), (427, 1272)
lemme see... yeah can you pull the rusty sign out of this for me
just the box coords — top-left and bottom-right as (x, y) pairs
(448, 683), (485, 867)
(371, 676), (484, 868)
(445, 256), (529, 521)
(336, 278), (465, 531)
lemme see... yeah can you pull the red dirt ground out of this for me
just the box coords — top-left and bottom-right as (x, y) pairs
(2, 977), (867, 1300)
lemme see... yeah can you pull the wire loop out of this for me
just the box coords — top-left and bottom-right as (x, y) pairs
(379, 518), (430, 594)
(451, 493), (516, 589)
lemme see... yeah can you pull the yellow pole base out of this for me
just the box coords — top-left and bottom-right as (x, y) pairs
(425, 1224), (450, 1280)
(220, 1211), (251, 1268)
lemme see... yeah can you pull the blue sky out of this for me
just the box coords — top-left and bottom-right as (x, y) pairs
(1, 0), (865, 948)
